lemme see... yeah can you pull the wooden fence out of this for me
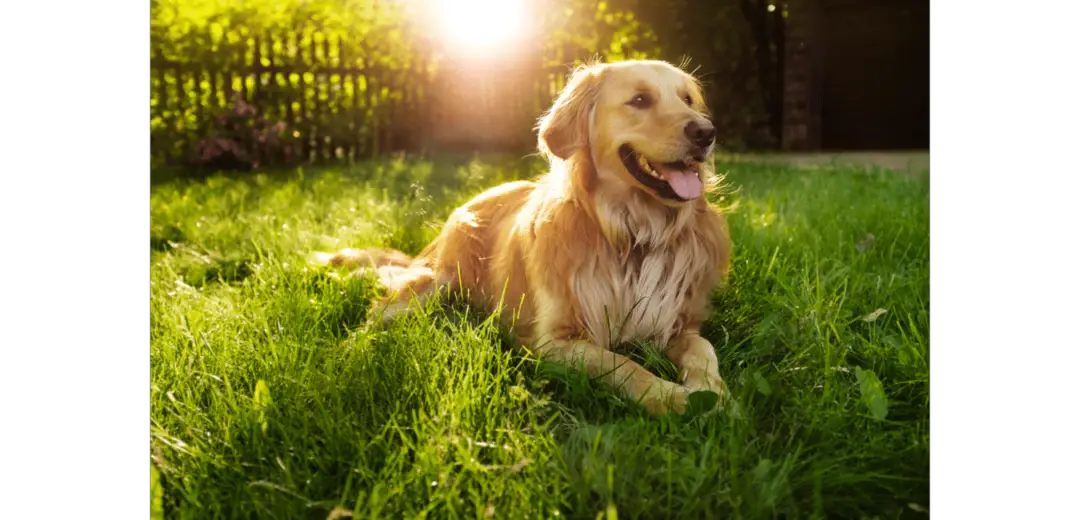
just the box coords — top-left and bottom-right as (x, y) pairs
(150, 30), (573, 168)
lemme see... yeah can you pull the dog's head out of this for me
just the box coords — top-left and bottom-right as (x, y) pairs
(538, 60), (716, 205)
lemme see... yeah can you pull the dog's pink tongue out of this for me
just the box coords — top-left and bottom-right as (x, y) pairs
(655, 163), (703, 200)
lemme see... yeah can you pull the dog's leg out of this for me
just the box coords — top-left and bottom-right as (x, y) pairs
(313, 247), (413, 269)
(313, 247), (450, 325)
(665, 332), (727, 398)
(536, 338), (688, 415)
(368, 264), (453, 325)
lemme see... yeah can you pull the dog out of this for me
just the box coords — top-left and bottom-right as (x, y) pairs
(317, 60), (732, 415)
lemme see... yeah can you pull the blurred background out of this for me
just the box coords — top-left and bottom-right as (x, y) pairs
(150, 0), (929, 172)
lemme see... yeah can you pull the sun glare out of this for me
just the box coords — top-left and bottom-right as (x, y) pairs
(438, 0), (526, 49)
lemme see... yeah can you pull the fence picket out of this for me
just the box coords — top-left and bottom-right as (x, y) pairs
(151, 26), (569, 168)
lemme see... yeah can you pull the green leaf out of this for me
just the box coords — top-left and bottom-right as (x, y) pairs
(254, 379), (273, 408)
(752, 371), (773, 396)
(855, 367), (889, 421)
(151, 464), (164, 520)
(752, 458), (773, 480)
(885, 334), (912, 365)
(686, 390), (719, 415)
(253, 379), (273, 433)
(605, 503), (619, 520)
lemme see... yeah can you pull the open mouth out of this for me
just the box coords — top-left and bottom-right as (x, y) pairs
(618, 144), (704, 201)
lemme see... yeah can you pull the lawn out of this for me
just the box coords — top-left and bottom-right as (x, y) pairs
(150, 155), (929, 519)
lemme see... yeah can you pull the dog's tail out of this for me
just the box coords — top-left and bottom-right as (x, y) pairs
(312, 247), (437, 293)
(311, 247), (417, 270)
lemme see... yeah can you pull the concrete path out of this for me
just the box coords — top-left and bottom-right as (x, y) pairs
(719, 151), (929, 175)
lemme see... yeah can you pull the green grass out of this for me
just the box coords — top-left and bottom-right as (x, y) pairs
(151, 155), (929, 519)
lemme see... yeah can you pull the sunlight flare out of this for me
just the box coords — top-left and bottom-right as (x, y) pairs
(438, 0), (527, 48)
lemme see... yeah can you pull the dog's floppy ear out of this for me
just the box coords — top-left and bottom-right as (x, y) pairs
(538, 64), (603, 160)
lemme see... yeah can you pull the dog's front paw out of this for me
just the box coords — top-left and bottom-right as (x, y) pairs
(684, 374), (729, 401)
(640, 381), (690, 416)
(682, 368), (725, 392)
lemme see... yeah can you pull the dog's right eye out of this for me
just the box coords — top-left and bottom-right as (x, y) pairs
(627, 94), (652, 109)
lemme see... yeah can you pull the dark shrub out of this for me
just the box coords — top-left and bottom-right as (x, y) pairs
(190, 92), (299, 171)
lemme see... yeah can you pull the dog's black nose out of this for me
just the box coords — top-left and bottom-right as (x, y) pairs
(684, 120), (716, 149)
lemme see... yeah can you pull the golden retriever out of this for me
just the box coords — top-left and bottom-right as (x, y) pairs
(317, 60), (731, 415)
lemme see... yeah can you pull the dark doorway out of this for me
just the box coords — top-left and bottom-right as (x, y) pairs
(820, 0), (929, 150)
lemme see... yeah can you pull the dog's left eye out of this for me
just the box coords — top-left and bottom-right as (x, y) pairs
(627, 94), (652, 109)
(683, 94), (694, 106)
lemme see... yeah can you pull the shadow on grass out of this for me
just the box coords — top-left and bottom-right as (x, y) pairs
(151, 152), (549, 196)
(411, 288), (768, 432)
(183, 257), (254, 288)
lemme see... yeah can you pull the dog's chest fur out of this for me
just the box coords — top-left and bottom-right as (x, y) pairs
(572, 236), (703, 347)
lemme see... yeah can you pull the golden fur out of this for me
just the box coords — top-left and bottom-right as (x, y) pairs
(319, 60), (732, 415)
